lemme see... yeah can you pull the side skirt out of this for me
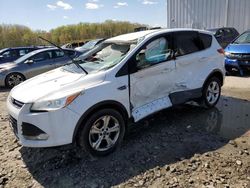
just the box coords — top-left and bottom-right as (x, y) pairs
(169, 88), (202, 105)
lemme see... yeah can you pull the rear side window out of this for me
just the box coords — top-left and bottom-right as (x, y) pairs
(174, 31), (202, 56)
(199, 33), (212, 49)
(64, 50), (76, 57)
(19, 49), (30, 56)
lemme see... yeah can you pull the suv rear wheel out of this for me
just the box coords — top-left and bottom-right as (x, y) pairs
(77, 108), (125, 156)
(200, 77), (222, 108)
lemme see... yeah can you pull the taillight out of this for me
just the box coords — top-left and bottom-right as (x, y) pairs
(217, 48), (225, 55)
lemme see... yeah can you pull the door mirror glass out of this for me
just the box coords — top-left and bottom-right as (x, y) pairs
(24, 59), (34, 64)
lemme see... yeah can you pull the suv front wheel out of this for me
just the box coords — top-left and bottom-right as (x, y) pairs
(77, 108), (125, 156)
(200, 77), (222, 108)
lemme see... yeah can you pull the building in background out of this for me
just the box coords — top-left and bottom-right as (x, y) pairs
(166, 0), (250, 33)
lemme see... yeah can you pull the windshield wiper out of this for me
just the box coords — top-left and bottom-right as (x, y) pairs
(38, 36), (88, 74)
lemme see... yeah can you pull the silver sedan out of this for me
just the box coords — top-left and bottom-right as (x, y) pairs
(0, 48), (81, 87)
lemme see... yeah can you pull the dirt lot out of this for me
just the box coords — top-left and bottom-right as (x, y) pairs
(0, 76), (249, 188)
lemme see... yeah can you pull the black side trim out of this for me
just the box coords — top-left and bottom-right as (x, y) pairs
(169, 88), (202, 105)
(22, 122), (46, 136)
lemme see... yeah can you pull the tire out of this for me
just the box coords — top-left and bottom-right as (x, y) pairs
(200, 77), (222, 108)
(5, 73), (25, 88)
(77, 108), (125, 156)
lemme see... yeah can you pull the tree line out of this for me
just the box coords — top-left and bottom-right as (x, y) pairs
(0, 20), (146, 49)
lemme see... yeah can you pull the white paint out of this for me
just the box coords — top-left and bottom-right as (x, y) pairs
(7, 28), (225, 148)
(132, 96), (172, 122)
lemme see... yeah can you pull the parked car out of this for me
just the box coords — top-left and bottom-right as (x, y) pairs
(0, 46), (47, 64)
(61, 41), (86, 49)
(7, 29), (225, 156)
(224, 30), (250, 76)
(0, 48), (81, 87)
(75, 39), (105, 53)
(207, 27), (239, 48)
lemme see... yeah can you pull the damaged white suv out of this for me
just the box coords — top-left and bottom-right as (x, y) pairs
(7, 29), (225, 156)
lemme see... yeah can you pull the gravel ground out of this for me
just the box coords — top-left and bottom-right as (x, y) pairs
(0, 76), (249, 188)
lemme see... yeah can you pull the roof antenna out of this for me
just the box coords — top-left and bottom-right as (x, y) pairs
(38, 36), (88, 74)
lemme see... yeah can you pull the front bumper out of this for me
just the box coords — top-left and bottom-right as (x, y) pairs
(6, 95), (81, 147)
(225, 58), (250, 75)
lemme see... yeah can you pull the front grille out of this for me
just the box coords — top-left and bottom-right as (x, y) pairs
(11, 97), (24, 108)
(226, 53), (250, 60)
(9, 115), (18, 135)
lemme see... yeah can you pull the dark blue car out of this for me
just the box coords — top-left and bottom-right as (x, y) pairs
(225, 30), (250, 76)
(0, 47), (46, 64)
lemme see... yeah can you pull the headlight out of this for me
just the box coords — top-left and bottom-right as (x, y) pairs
(30, 92), (80, 112)
(224, 51), (231, 57)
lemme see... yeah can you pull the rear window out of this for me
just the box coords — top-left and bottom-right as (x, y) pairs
(199, 33), (212, 49)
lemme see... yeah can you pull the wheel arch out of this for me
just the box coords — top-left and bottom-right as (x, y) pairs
(72, 100), (129, 143)
(203, 69), (224, 88)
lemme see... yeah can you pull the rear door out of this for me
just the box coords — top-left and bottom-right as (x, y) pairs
(172, 31), (211, 104)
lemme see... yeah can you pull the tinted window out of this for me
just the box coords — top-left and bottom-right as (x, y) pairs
(199, 33), (212, 49)
(174, 31), (201, 56)
(224, 29), (233, 37)
(32, 51), (52, 62)
(64, 50), (75, 57)
(18, 49), (30, 56)
(2, 50), (18, 58)
(135, 36), (172, 70)
(53, 50), (64, 58)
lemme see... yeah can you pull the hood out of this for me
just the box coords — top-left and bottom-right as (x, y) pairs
(0, 62), (16, 70)
(10, 68), (106, 103)
(225, 44), (250, 53)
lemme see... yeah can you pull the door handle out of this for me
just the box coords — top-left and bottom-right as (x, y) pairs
(117, 85), (127, 90)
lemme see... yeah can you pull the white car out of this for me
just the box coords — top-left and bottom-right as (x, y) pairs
(7, 29), (225, 156)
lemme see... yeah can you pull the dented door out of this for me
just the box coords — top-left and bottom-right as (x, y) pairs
(130, 35), (176, 121)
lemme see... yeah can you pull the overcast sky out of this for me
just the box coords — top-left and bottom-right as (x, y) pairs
(0, 0), (167, 31)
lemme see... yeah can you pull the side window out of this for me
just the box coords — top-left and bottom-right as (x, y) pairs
(215, 29), (223, 38)
(135, 36), (172, 70)
(19, 49), (30, 56)
(32, 51), (52, 62)
(224, 29), (233, 37)
(65, 50), (76, 57)
(199, 33), (212, 49)
(174, 31), (201, 56)
(53, 50), (65, 58)
(2, 50), (18, 58)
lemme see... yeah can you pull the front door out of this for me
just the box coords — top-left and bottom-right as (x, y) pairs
(130, 34), (176, 121)
(25, 51), (55, 78)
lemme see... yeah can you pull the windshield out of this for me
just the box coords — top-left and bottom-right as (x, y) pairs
(80, 40), (101, 50)
(234, 32), (250, 44)
(63, 42), (136, 74)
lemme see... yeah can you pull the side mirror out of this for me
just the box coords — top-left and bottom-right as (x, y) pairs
(25, 59), (34, 64)
(0, 55), (3, 59)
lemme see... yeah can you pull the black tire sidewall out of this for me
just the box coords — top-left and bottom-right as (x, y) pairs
(202, 77), (222, 108)
(78, 108), (125, 156)
(5, 73), (25, 88)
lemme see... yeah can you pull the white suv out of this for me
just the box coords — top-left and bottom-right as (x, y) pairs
(7, 29), (225, 156)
